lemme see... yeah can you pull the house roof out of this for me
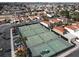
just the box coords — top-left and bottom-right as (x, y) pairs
(42, 21), (50, 25)
(40, 21), (50, 27)
(49, 18), (61, 23)
(53, 26), (65, 33)
(65, 25), (79, 30)
(29, 16), (38, 19)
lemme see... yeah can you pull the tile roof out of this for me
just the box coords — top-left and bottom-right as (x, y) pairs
(30, 16), (38, 19)
(42, 21), (50, 25)
(65, 25), (79, 30)
(53, 26), (65, 33)
(49, 18), (61, 23)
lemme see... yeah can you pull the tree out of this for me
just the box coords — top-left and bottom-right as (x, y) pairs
(70, 11), (79, 21)
(52, 21), (63, 27)
(15, 46), (27, 57)
(15, 36), (28, 57)
(53, 14), (60, 18)
(60, 10), (70, 18)
(42, 15), (49, 21)
(20, 36), (27, 47)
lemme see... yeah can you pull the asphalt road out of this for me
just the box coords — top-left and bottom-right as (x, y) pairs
(67, 48), (79, 57)
(0, 23), (12, 57)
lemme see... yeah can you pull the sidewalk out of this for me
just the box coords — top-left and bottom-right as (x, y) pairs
(10, 28), (16, 57)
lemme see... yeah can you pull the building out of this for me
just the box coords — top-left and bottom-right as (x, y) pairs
(49, 18), (61, 24)
(64, 33), (77, 43)
(0, 15), (13, 21)
(40, 21), (50, 28)
(52, 26), (77, 43)
(53, 26), (65, 35)
(65, 25), (79, 38)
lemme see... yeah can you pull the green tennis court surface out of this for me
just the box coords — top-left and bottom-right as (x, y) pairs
(18, 23), (74, 57)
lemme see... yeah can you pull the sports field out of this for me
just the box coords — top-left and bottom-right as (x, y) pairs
(18, 23), (74, 57)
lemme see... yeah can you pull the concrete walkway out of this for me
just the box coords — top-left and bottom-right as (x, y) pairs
(10, 28), (15, 57)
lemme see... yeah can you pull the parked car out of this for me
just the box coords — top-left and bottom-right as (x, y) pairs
(0, 48), (4, 56)
(0, 48), (3, 52)
(0, 32), (2, 35)
(1, 34), (10, 40)
(4, 49), (11, 53)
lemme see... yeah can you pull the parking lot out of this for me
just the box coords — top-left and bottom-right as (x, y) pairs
(0, 23), (12, 57)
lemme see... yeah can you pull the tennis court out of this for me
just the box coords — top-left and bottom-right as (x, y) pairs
(18, 23), (74, 57)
